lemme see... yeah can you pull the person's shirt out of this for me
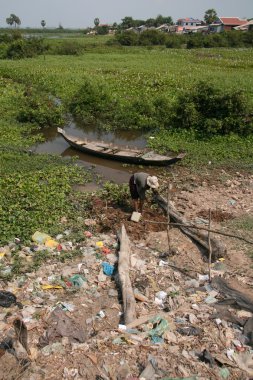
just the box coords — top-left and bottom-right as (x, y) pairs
(134, 172), (149, 200)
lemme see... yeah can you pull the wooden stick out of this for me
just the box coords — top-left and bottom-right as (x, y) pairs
(166, 186), (171, 254)
(117, 224), (136, 324)
(208, 209), (212, 282)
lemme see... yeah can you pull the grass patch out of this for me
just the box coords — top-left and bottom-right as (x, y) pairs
(148, 129), (253, 170)
(226, 215), (253, 232)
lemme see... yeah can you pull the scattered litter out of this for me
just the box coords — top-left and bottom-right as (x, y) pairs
(131, 212), (142, 223)
(204, 295), (218, 304)
(0, 290), (22, 308)
(45, 239), (58, 248)
(198, 274), (209, 282)
(148, 315), (170, 341)
(41, 284), (63, 290)
(177, 326), (202, 336)
(63, 367), (79, 378)
(32, 231), (51, 244)
(156, 291), (167, 301)
(96, 310), (106, 319)
(102, 246), (111, 255)
(219, 367), (230, 379)
(68, 274), (87, 288)
(58, 302), (75, 312)
(159, 260), (168, 267)
(226, 349), (235, 361)
(198, 349), (215, 367)
(102, 262), (115, 276)
(96, 241), (104, 248)
(134, 289), (149, 302)
(39, 307), (86, 347)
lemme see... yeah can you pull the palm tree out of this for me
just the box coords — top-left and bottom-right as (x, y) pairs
(6, 14), (21, 28)
(41, 20), (46, 29)
(204, 9), (218, 25)
(94, 18), (100, 28)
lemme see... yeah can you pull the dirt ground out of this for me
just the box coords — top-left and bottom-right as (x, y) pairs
(0, 167), (253, 380)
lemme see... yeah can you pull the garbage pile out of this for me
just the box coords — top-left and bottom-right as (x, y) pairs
(0, 223), (252, 380)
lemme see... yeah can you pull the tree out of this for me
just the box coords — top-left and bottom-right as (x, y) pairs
(145, 18), (156, 27)
(96, 25), (109, 35)
(94, 18), (100, 28)
(120, 17), (135, 29)
(6, 14), (21, 28)
(41, 20), (46, 29)
(204, 9), (218, 25)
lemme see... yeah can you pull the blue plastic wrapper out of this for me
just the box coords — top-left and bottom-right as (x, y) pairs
(102, 262), (115, 276)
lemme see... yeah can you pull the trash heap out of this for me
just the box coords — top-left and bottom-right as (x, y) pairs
(0, 222), (253, 380)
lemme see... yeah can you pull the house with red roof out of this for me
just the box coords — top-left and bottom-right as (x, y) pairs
(209, 17), (248, 33)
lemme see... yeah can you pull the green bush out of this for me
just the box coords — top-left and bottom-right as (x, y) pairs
(54, 41), (84, 55)
(17, 88), (64, 127)
(69, 78), (117, 123)
(139, 30), (167, 46)
(116, 30), (139, 46)
(166, 35), (186, 48)
(172, 81), (253, 136)
(4, 37), (47, 59)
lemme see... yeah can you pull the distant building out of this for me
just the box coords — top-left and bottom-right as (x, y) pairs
(177, 18), (202, 27)
(176, 18), (204, 34)
(233, 19), (253, 31)
(209, 17), (248, 33)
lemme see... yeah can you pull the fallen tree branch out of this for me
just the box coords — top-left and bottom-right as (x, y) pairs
(117, 224), (136, 324)
(142, 220), (253, 245)
(152, 193), (227, 261)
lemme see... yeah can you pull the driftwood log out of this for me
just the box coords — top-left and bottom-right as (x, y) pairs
(153, 193), (226, 261)
(117, 224), (136, 324)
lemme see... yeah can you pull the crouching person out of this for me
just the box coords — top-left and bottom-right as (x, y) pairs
(129, 172), (159, 214)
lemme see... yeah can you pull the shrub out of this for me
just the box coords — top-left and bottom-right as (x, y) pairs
(116, 30), (139, 46)
(5, 37), (47, 59)
(17, 88), (64, 127)
(186, 34), (204, 49)
(54, 41), (84, 55)
(139, 30), (166, 45)
(172, 81), (253, 136)
(69, 78), (117, 123)
(166, 35), (185, 48)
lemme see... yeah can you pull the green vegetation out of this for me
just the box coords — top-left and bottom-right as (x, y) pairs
(0, 75), (92, 244)
(0, 39), (252, 243)
(0, 31), (47, 59)
(115, 30), (253, 49)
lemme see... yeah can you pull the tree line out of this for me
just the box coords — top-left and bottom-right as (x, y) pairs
(3, 9), (221, 31)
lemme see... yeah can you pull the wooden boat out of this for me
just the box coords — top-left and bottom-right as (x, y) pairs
(58, 128), (185, 166)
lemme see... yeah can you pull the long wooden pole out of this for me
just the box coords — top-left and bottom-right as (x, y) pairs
(117, 224), (136, 324)
(208, 209), (212, 282)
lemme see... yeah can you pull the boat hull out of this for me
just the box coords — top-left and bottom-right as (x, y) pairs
(58, 128), (185, 166)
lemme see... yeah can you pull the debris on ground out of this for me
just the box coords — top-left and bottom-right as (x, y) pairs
(0, 169), (253, 379)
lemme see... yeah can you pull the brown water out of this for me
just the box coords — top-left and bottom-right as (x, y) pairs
(34, 119), (163, 185)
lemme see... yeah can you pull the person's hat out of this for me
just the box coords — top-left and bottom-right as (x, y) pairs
(147, 176), (159, 189)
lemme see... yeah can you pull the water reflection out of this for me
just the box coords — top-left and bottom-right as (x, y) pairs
(33, 118), (155, 184)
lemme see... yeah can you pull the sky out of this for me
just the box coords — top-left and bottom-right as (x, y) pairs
(0, 0), (252, 29)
